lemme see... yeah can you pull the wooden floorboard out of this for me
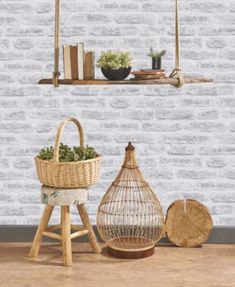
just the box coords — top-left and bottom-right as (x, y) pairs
(0, 243), (234, 287)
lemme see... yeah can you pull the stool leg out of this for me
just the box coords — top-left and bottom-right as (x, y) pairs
(77, 204), (101, 254)
(61, 206), (72, 267)
(28, 205), (54, 258)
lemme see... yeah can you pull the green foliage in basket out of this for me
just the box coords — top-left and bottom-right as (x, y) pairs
(148, 48), (166, 59)
(37, 143), (99, 162)
(97, 50), (132, 69)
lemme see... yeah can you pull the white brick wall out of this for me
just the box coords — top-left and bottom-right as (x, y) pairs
(0, 0), (235, 226)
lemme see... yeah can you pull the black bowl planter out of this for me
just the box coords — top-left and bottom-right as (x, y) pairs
(101, 67), (131, 81)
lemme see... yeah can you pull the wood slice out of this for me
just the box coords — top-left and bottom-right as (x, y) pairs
(131, 69), (165, 75)
(165, 199), (213, 247)
(132, 74), (165, 80)
(140, 69), (165, 74)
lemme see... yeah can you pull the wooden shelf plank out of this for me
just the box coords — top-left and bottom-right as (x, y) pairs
(38, 76), (213, 86)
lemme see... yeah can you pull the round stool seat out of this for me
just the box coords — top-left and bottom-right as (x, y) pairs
(41, 185), (88, 206)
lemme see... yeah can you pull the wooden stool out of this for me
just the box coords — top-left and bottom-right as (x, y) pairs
(28, 186), (101, 267)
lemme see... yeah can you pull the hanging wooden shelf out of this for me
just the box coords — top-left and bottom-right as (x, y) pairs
(46, 0), (212, 88)
(38, 76), (213, 86)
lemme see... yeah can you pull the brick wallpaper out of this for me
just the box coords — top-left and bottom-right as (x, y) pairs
(0, 0), (234, 226)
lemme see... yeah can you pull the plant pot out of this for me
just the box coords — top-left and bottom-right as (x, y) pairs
(101, 67), (131, 81)
(152, 57), (161, 70)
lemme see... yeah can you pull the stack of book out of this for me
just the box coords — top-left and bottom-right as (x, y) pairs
(63, 43), (94, 80)
(131, 69), (165, 80)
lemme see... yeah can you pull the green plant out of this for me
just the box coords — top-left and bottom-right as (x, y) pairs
(148, 48), (166, 59)
(37, 143), (99, 162)
(97, 50), (132, 69)
(38, 146), (54, 160)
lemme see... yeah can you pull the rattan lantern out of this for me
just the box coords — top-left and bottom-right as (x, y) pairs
(97, 143), (164, 259)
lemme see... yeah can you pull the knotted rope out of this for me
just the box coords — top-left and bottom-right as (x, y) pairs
(53, 0), (60, 87)
(170, 0), (184, 88)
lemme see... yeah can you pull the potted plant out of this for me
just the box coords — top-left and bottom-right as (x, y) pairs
(97, 50), (132, 81)
(36, 143), (101, 188)
(148, 48), (166, 70)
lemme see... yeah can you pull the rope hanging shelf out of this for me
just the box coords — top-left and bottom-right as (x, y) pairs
(39, 0), (213, 88)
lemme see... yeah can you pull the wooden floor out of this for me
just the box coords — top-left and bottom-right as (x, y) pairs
(0, 243), (234, 287)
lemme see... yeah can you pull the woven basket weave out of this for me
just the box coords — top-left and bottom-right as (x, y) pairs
(35, 118), (101, 188)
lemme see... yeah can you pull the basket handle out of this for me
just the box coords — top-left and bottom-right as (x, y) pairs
(53, 117), (84, 162)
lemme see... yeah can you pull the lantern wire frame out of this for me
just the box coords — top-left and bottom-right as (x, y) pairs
(97, 143), (164, 256)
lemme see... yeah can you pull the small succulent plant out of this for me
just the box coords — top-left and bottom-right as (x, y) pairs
(97, 50), (132, 69)
(37, 143), (99, 162)
(38, 146), (54, 160)
(148, 48), (166, 59)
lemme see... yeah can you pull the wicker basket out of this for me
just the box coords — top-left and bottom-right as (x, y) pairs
(35, 118), (101, 188)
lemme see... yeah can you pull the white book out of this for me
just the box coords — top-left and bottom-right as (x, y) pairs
(63, 45), (72, 79)
(77, 42), (84, 80)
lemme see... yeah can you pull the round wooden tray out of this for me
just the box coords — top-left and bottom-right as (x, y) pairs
(165, 199), (213, 247)
(107, 237), (155, 259)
